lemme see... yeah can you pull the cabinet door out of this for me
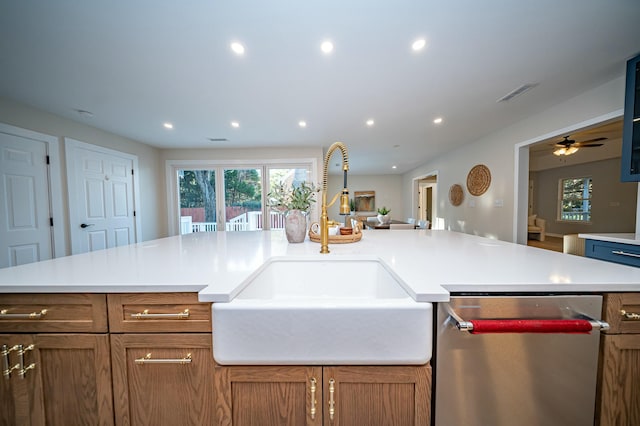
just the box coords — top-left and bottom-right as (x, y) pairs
(111, 333), (215, 426)
(1, 334), (33, 426)
(1, 333), (113, 426)
(214, 365), (323, 426)
(598, 334), (640, 426)
(323, 365), (431, 426)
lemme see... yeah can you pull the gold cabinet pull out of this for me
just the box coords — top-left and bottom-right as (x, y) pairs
(309, 377), (317, 420)
(130, 309), (189, 319)
(0, 309), (47, 319)
(1, 344), (18, 379)
(328, 378), (336, 421)
(16, 344), (35, 379)
(134, 352), (192, 365)
(620, 309), (640, 320)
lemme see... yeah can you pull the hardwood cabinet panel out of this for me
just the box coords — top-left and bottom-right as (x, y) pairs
(214, 365), (322, 426)
(603, 293), (640, 334)
(108, 293), (211, 333)
(0, 333), (113, 426)
(111, 333), (215, 426)
(598, 334), (640, 426)
(0, 294), (107, 333)
(325, 365), (431, 426)
(215, 364), (431, 426)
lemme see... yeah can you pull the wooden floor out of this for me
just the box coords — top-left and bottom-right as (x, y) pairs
(527, 236), (563, 252)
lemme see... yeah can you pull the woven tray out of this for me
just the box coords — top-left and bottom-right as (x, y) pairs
(308, 223), (363, 244)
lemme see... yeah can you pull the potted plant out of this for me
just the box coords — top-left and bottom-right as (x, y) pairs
(377, 206), (391, 224)
(268, 181), (317, 243)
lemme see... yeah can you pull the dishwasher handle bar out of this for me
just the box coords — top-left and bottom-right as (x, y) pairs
(454, 318), (609, 334)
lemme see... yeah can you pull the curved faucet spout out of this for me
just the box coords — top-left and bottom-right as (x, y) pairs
(320, 142), (350, 254)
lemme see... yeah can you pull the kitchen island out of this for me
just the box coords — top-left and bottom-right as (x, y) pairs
(1, 230), (639, 425)
(1, 229), (639, 298)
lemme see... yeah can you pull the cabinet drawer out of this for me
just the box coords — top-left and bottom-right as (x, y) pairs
(585, 240), (640, 267)
(603, 293), (640, 334)
(108, 293), (212, 333)
(0, 293), (107, 333)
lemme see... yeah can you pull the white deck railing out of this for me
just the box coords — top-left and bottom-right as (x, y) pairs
(181, 211), (286, 234)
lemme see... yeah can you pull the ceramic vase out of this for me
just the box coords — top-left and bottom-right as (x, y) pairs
(284, 209), (308, 243)
(377, 213), (391, 224)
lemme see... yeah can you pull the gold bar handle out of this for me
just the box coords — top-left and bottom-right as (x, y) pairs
(134, 352), (192, 365)
(17, 344), (35, 379)
(621, 309), (640, 320)
(0, 309), (47, 319)
(328, 378), (335, 421)
(2, 344), (19, 379)
(130, 309), (189, 319)
(309, 377), (317, 420)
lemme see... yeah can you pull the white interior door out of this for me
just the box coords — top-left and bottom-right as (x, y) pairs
(0, 132), (52, 267)
(66, 139), (139, 254)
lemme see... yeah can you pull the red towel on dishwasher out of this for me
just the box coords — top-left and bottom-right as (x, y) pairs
(468, 319), (593, 334)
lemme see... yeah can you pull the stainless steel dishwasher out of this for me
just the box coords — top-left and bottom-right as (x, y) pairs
(434, 295), (608, 426)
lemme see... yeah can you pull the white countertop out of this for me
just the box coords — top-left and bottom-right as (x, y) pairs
(579, 233), (640, 246)
(1, 230), (639, 302)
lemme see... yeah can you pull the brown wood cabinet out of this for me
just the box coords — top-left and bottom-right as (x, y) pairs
(214, 363), (431, 426)
(0, 294), (113, 426)
(108, 293), (215, 426)
(597, 293), (640, 426)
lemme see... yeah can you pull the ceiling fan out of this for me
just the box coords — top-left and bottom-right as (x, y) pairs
(553, 135), (607, 156)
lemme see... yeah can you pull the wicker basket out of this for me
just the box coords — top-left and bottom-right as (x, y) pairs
(308, 222), (363, 244)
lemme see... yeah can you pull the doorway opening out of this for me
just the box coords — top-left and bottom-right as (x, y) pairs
(412, 172), (438, 229)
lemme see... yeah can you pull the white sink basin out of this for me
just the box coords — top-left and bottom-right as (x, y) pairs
(212, 257), (432, 365)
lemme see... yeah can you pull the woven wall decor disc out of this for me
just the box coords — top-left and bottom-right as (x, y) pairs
(449, 184), (464, 206)
(466, 164), (491, 196)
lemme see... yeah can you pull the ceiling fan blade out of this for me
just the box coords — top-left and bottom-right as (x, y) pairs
(580, 137), (607, 144)
(577, 143), (604, 148)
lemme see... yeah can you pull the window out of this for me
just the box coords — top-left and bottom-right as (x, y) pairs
(558, 177), (592, 222)
(168, 159), (316, 236)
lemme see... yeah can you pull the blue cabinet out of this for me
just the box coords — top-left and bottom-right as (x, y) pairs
(621, 52), (640, 181)
(585, 239), (640, 267)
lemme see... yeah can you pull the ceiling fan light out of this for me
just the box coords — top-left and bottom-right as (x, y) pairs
(553, 148), (566, 156)
(566, 146), (579, 155)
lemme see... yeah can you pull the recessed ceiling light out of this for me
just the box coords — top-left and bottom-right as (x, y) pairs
(433, 117), (443, 124)
(412, 38), (427, 51)
(231, 121), (240, 128)
(163, 122), (173, 129)
(366, 119), (375, 126)
(298, 121), (307, 128)
(230, 42), (245, 55)
(321, 40), (334, 54)
(392, 165), (397, 169)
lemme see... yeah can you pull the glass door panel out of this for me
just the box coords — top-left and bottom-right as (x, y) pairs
(177, 169), (218, 234)
(223, 168), (263, 231)
(267, 167), (312, 230)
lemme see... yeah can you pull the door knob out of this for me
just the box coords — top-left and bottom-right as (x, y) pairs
(80, 223), (94, 228)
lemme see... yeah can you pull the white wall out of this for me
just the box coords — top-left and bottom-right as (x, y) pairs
(327, 174), (403, 223)
(0, 97), (165, 245)
(402, 75), (627, 242)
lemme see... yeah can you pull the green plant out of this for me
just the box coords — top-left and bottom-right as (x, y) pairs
(377, 206), (390, 215)
(349, 198), (356, 212)
(268, 181), (317, 213)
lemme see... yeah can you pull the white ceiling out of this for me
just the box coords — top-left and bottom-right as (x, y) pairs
(1, 1), (639, 175)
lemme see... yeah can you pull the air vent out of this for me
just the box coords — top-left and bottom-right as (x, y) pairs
(496, 83), (538, 103)
(208, 138), (228, 142)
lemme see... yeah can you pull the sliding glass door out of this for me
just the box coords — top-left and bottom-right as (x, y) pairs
(175, 162), (313, 234)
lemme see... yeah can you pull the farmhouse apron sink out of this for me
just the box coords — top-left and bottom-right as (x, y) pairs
(212, 257), (432, 365)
